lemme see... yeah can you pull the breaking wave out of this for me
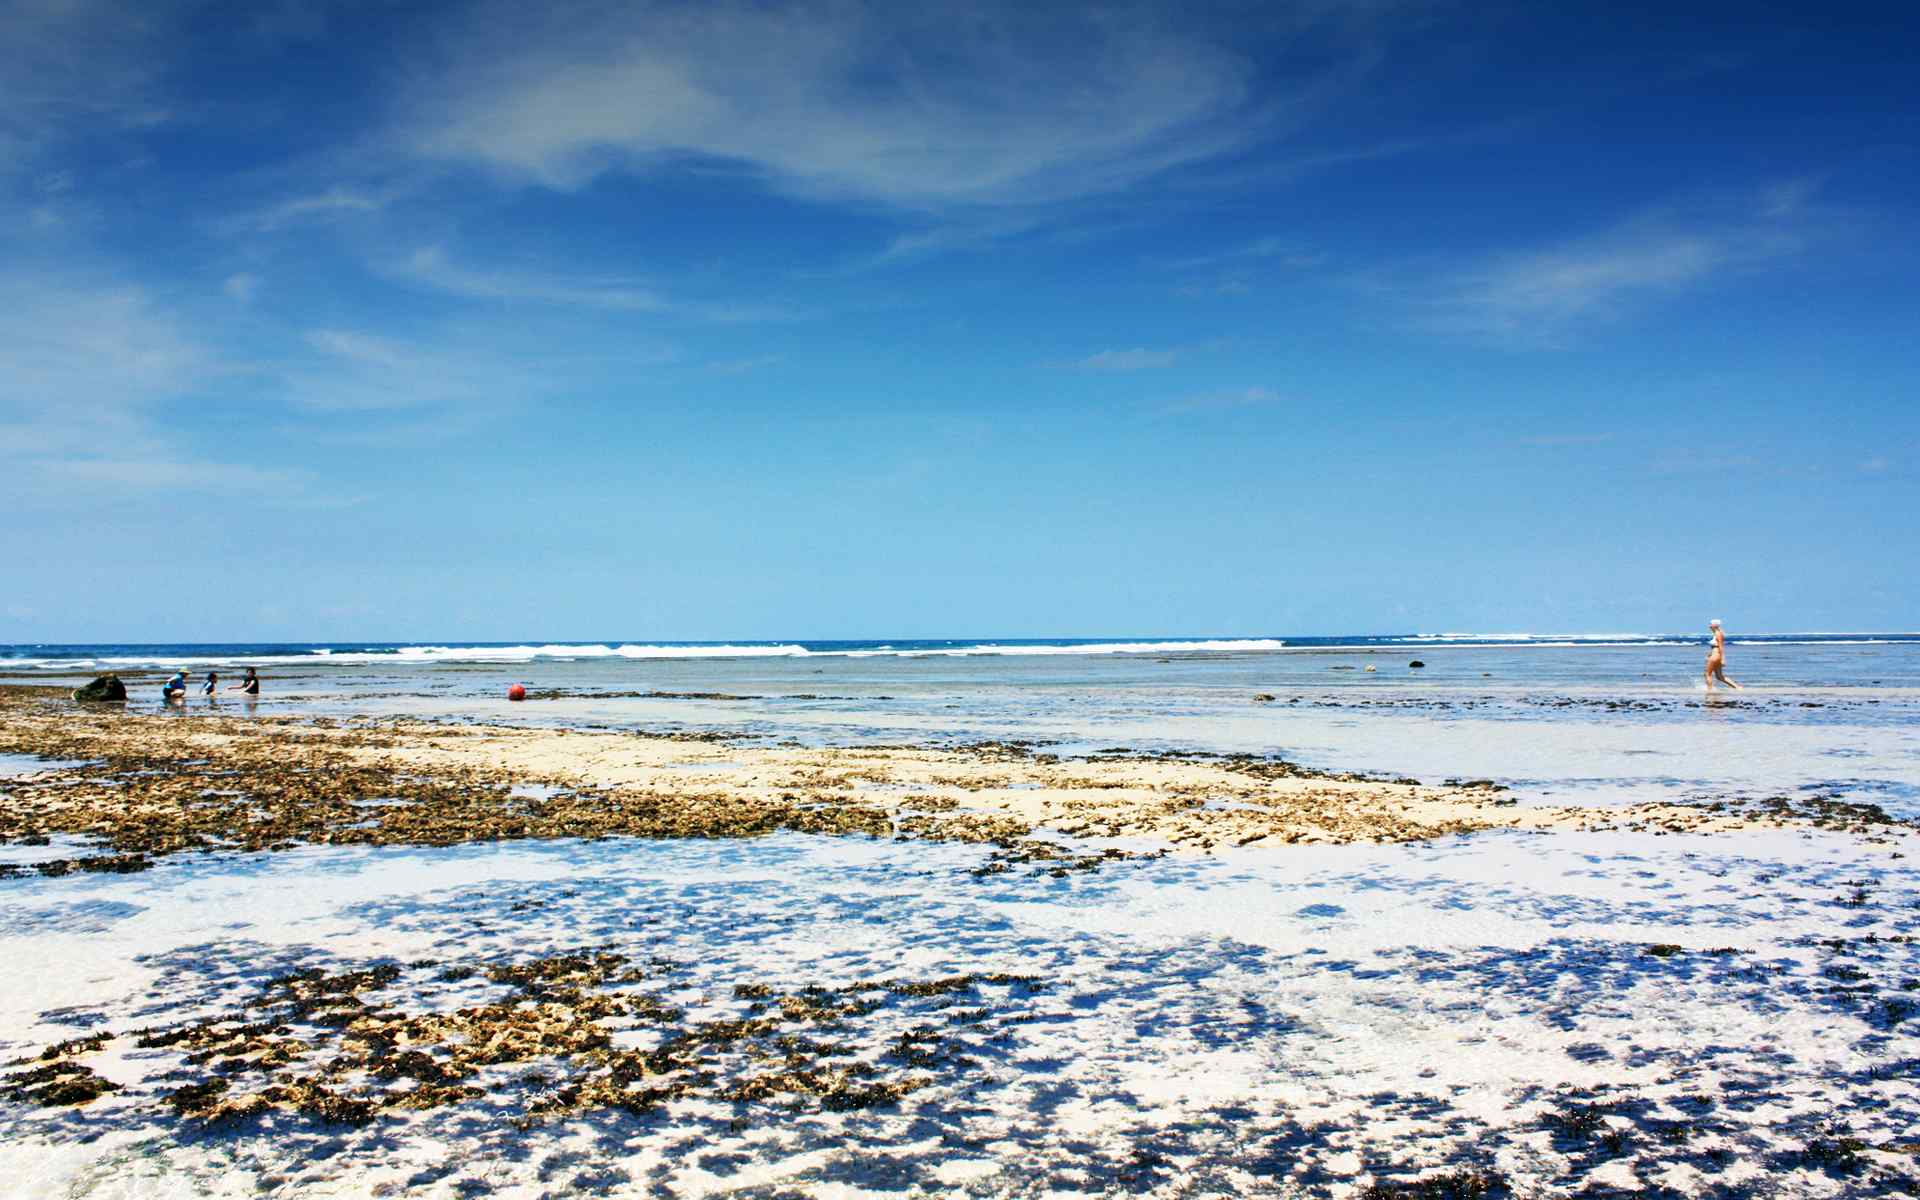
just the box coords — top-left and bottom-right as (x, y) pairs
(0, 639), (1289, 669)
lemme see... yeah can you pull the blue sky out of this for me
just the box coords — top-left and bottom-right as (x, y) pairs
(3, 0), (1915, 641)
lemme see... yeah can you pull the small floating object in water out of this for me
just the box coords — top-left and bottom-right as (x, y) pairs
(507, 684), (527, 701)
(1409, 660), (1425, 669)
(1364, 665), (1377, 673)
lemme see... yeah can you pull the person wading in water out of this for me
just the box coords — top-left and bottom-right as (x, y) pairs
(1705, 619), (1742, 691)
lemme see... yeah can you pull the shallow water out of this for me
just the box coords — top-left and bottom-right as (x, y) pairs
(12, 641), (1917, 816)
(5, 640), (1920, 1195)
(0, 753), (91, 780)
(1, 830), (1915, 1197)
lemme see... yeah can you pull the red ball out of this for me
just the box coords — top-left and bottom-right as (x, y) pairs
(507, 684), (527, 701)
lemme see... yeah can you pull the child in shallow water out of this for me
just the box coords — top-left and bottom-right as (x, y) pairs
(229, 668), (261, 696)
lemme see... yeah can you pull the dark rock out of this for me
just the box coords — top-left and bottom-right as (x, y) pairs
(1408, 660), (1426, 669)
(72, 674), (128, 703)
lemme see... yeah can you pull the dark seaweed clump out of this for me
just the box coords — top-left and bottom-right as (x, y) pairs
(1359, 1169), (1508, 1200)
(3, 950), (1046, 1133)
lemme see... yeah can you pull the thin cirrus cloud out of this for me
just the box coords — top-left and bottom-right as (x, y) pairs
(1060, 348), (1179, 371)
(28, 456), (304, 493)
(1411, 181), (1835, 345)
(0, 0), (177, 169)
(1516, 433), (1616, 447)
(0, 271), (305, 499)
(290, 322), (670, 421)
(1168, 237), (1326, 298)
(391, 245), (800, 323)
(1160, 385), (1285, 415)
(232, 185), (392, 233)
(706, 355), (782, 375)
(867, 215), (1050, 265)
(0, 278), (202, 410)
(1444, 233), (1728, 339)
(1165, 235), (1325, 271)
(0, 274), (204, 458)
(223, 272), (260, 302)
(292, 326), (534, 412)
(387, 1), (1279, 209)
(395, 246), (671, 312)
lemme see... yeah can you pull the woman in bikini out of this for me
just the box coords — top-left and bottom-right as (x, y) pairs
(1705, 619), (1741, 691)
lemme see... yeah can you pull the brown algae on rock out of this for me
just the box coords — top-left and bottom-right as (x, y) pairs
(4, 950), (1046, 1133)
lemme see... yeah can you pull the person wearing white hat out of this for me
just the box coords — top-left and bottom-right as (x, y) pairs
(1705, 619), (1741, 691)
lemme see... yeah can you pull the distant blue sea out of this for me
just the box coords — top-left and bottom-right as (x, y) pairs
(4, 632), (1917, 670)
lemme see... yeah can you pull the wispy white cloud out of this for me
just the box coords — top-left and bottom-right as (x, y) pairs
(235, 184), (390, 232)
(389, 2), (1303, 210)
(1759, 176), (1824, 219)
(860, 213), (1067, 266)
(706, 355), (782, 375)
(0, 275), (204, 453)
(851, 209), (1159, 270)
(1647, 441), (1901, 479)
(1160, 385), (1286, 415)
(1175, 278), (1254, 298)
(1164, 236), (1326, 299)
(1166, 236), (1325, 272)
(1450, 235), (1723, 332)
(0, 0), (182, 169)
(1516, 433), (1616, 447)
(1058, 348), (1179, 372)
(223, 271), (260, 302)
(293, 325), (541, 412)
(873, 224), (1021, 264)
(305, 328), (411, 371)
(288, 319), (671, 424)
(1648, 450), (1765, 474)
(1407, 180), (1838, 346)
(391, 245), (797, 322)
(28, 456), (305, 493)
(0, 269), (310, 499)
(398, 246), (668, 312)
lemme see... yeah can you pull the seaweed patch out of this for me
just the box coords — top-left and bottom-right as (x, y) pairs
(2, 951), (1045, 1133)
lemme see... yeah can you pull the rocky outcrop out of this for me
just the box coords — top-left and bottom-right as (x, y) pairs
(72, 674), (128, 703)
